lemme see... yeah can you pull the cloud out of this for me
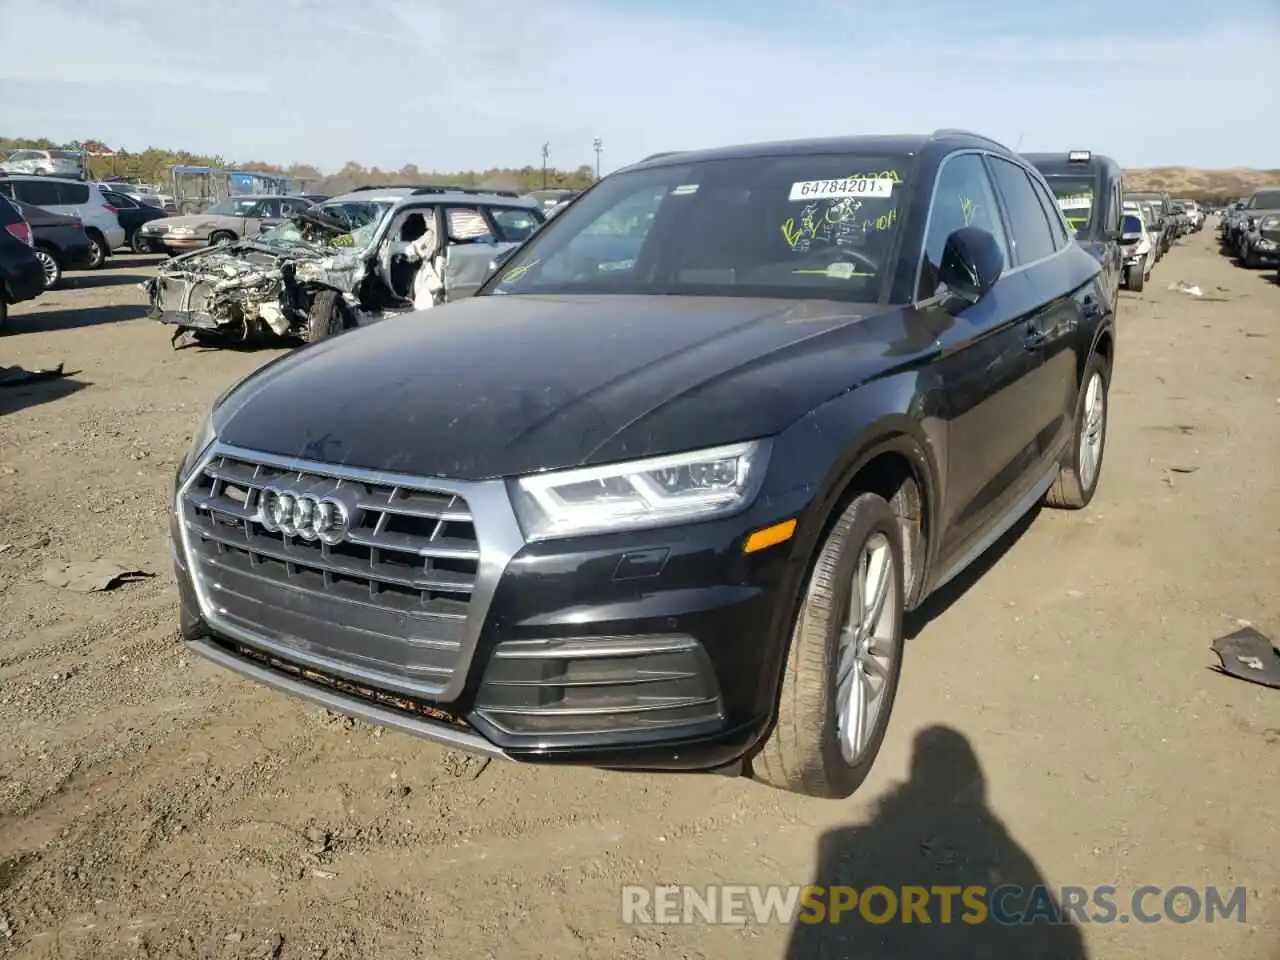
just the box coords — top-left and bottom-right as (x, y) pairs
(0, 0), (1276, 171)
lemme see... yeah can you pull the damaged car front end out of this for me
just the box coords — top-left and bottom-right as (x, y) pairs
(144, 202), (387, 348)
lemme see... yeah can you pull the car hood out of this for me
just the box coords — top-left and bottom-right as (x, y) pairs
(214, 294), (932, 479)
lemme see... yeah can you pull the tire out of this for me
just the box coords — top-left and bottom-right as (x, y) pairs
(33, 247), (62, 289)
(753, 492), (906, 799)
(1241, 248), (1258, 269)
(306, 289), (354, 342)
(1127, 258), (1145, 292)
(130, 228), (151, 254)
(1046, 351), (1109, 510)
(0, 297), (7, 332)
(208, 231), (236, 246)
(84, 231), (107, 269)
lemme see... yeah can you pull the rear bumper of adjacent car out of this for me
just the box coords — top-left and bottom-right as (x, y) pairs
(4, 252), (45, 303)
(171, 444), (813, 771)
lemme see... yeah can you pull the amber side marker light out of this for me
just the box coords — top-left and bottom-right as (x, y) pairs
(743, 518), (797, 554)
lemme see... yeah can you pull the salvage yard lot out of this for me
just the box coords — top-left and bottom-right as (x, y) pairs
(0, 234), (1277, 959)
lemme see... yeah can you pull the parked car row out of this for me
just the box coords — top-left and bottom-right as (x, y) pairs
(1218, 187), (1280, 272)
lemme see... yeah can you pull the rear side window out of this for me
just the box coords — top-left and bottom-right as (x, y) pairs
(56, 182), (90, 204)
(488, 206), (542, 242)
(445, 207), (494, 244)
(14, 180), (62, 206)
(1122, 214), (1142, 234)
(105, 191), (138, 209)
(986, 158), (1057, 266)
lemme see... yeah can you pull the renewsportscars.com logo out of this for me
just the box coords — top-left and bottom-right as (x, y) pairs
(621, 884), (1249, 926)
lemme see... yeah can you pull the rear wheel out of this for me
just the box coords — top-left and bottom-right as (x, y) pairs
(33, 247), (62, 289)
(1046, 351), (1109, 510)
(208, 231), (236, 246)
(84, 231), (107, 269)
(1126, 258), (1145, 292)
(753, 492), (906, 798)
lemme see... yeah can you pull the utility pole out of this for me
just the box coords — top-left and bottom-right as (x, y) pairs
(541, 142), (549, 189)
(592, 137), (602, 181)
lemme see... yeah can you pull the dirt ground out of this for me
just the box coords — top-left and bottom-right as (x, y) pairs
(0, 232), (1277, 960)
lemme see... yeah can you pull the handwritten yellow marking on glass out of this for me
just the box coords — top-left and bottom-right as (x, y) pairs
(501, 259), (539, 283)
(780, 171), (902, 250)
(959, 195), (976, 226)
(331, 233), (354, 247)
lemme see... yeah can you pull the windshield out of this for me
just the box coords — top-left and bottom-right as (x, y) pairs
(488, 154), (911, 302)
(1043, 175), (1095, 233)
(1246, 190), (1280, 209)
(262, 199), (393, 251)
(206, 197), (263, 217)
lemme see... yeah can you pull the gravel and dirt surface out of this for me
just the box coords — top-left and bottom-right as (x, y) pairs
(1, 233), (1277, 959)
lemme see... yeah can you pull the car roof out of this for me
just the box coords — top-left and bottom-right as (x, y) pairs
(0, 174), (97, 186)
(326, 186), (537, 206)
(1021, 152), (1120, 176)
(619, 130), (1021, 173)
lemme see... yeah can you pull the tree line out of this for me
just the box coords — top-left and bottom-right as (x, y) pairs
(0, 136), (598, 195)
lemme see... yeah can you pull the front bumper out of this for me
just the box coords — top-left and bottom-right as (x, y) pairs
(1246, 240), (1280, 264)
(172, 443), (808, 771)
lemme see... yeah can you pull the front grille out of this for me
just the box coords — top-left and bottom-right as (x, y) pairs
(180, 451), (482, 698)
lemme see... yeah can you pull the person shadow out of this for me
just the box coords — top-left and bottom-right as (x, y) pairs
(785, 725), (1088, 959)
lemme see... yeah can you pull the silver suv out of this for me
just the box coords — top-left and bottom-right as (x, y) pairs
(147, 184), (545, 345)
(0, 149), (84, 178)
(0, 176), (125, 267)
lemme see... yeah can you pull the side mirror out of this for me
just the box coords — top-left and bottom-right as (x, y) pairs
(488, 246), (518, 274)
(937, 226), (1003, 308)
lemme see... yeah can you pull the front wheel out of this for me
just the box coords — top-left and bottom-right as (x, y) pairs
(1046, 352), (1109, 510)
(753, 492), (906, 798)
(306, 289), (355, 342)
(208, 231), (236, 246)
(130, 228), (151, 254)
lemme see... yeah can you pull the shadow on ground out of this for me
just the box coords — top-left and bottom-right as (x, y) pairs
(903, 504), (1041, 641)
(785, 725), (1087, 959)
(61, 272), (152, 290)
(4, 304), (149, 334)
(0, 370), (89, 417)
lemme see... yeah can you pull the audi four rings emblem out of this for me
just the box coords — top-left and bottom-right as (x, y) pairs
(257, 487), (351, 544)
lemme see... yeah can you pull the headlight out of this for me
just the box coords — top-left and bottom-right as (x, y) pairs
(511, 440), (771, 541)
(169, 227), (196, 237)
(179, 408), (216, 480)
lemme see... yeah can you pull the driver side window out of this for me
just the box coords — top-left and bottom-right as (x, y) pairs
(539, 187), (666, 282)
(918, 153), (1009, 300)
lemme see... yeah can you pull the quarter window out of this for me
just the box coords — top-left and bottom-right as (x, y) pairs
(56, 182), (90, 204)
(986, 157), (1057, 266)
(918, 153), (1009, 300)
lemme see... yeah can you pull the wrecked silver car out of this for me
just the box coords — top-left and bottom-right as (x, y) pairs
(144, 186), (545, 348)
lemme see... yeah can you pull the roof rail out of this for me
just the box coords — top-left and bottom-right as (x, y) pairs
(348, 183), (521, 198)
(930, 128), (1010, 150)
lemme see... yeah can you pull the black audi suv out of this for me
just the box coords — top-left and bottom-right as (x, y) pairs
(171, 129), (1116, 798)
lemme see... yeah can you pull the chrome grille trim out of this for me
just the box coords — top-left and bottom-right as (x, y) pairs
(177, 441), (526, 702)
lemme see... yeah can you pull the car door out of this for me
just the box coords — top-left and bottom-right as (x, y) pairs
(438, 205), (509, 301)
(912, 151), (1048, 568)
(241, 198), (278, 237)
(986, 155), (1082, 481)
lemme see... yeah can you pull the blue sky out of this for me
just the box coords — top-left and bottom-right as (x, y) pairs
(1, 0), (1277, 174)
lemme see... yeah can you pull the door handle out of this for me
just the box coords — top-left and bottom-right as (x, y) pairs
(1023, 322), (1047, 350)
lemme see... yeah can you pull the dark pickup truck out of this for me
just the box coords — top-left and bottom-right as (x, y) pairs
(14, 199), (92, 289)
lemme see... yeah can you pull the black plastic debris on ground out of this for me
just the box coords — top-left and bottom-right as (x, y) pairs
(0, 363), (66, 387)
(1210, 626), (1280, 689)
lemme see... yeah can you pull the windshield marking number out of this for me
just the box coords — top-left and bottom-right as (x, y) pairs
(789, 178), (895, 202)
